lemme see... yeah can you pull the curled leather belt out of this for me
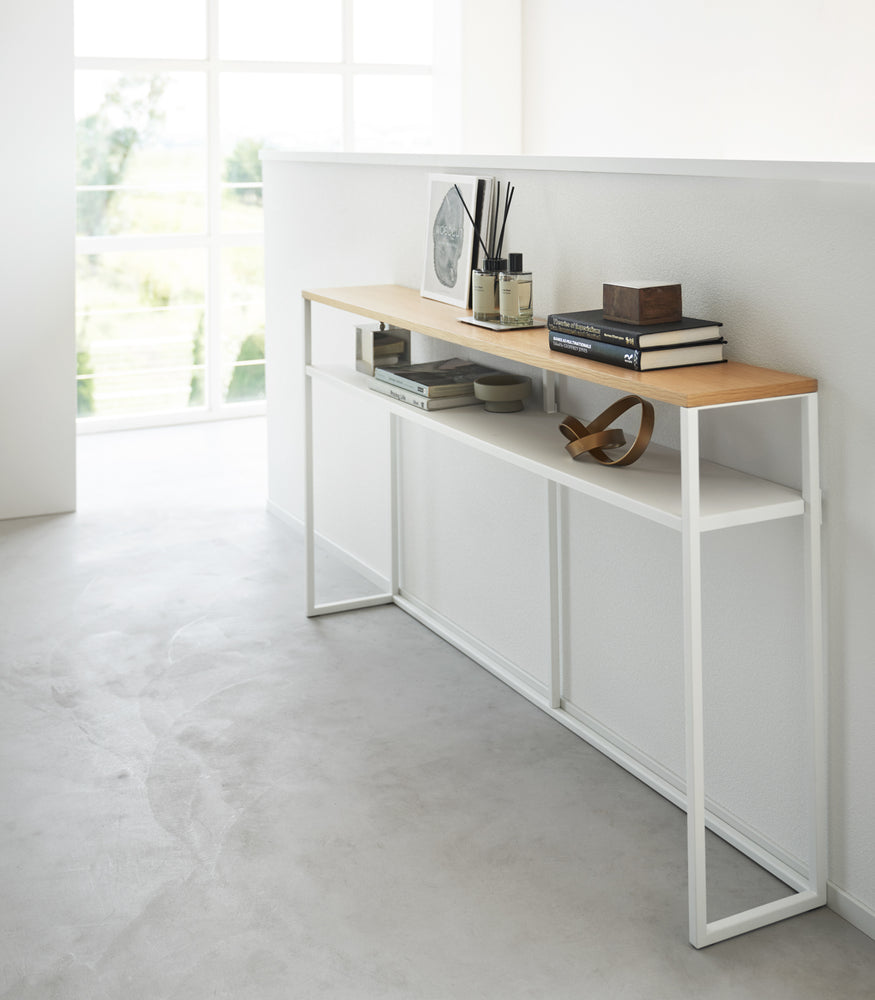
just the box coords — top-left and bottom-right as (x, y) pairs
(559, 395), (655, 467)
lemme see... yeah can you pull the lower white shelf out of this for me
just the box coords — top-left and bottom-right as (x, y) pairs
(309, 364), (805, 532)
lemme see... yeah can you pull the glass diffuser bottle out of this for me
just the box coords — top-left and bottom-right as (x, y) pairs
(472, 257), (507, 321)
(499, 253), (533, 327)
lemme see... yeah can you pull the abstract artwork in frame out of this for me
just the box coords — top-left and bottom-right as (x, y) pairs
(420, 173), (491, 309)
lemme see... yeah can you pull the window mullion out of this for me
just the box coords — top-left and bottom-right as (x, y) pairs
(75, 56), (208, 72)
(206, 0), (224, 413)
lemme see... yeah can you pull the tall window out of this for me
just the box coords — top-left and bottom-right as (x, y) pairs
(74, 0), (434, 427)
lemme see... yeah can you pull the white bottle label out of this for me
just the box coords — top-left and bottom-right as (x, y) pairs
(472, 271), (499, 319)
(499, 276), (519, 322)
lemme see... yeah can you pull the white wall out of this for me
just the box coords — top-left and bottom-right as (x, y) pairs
(433, 0), (523, 154)
(520, 0), (875, 160)
(0, 0), (76, 519)
(264, 153), (875, 939)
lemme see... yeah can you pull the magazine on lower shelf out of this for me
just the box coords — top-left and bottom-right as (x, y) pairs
(374, 357), (501, 397)
(368, 377), (479, 410)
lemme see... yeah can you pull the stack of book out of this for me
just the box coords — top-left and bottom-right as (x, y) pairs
(546, 309), (726, 371)
(369, 357), (501, 411)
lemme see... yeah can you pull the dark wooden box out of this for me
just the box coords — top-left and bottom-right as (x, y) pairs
(603, 282), (683, 325)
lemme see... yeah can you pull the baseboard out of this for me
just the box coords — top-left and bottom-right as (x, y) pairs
(828, 883), (875, 942)
(558, 701), (811, 892)
(395, 592), (550, 704)
(265, 499), (390, 592)
(265, 498), (300, 530)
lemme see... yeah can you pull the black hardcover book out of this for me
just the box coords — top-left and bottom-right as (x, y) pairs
(548, 331), (727, 371)
(547, 309), (723, 348)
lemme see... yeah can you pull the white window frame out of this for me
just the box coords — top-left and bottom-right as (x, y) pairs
(75, 0), (436, 433)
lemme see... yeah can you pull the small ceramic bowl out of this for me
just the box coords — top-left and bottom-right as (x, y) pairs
(473, 373), (532, 412)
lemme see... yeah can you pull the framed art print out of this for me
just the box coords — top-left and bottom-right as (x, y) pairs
(421, 173), (491, 309)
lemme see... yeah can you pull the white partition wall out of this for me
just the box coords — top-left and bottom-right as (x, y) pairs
(263, 152), (875, 941)
(0, 0), (76, 520)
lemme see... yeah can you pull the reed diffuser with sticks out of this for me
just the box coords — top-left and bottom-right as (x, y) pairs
(454, 182), (515, 322)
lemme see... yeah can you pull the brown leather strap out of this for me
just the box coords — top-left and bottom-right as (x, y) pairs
(559, 395), (655, 467)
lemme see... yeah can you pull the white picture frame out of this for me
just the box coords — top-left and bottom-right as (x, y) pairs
(420, 173), (490, 309)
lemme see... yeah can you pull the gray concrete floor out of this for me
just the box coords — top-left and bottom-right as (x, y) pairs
(2, 417), (874, 999)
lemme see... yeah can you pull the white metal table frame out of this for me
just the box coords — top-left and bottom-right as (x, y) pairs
(301, 296), (827, 949)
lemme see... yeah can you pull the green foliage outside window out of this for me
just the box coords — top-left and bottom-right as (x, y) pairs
(224, 138), (264, 205)
(76, 75), (167, 236)
(77, 348), (96, 416)
(226, 330), (265, 402)
(189, 315), (206, 407)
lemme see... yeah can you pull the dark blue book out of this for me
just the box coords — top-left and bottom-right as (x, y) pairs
(548, 331), (727, 371)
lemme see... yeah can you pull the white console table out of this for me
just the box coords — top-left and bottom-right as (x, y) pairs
(301, 284), (826, 949)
